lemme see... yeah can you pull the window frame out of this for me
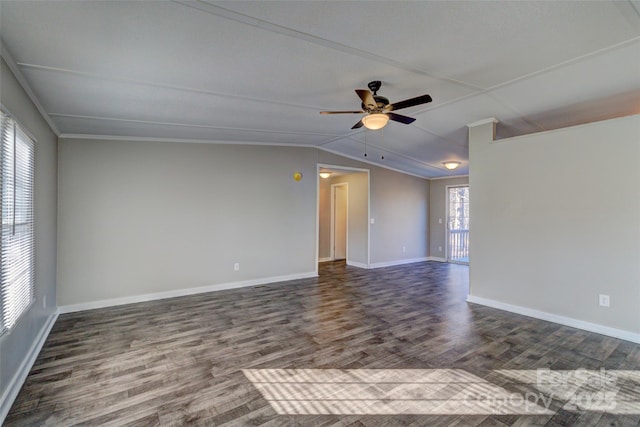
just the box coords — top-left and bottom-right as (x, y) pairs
(0, 108), (36, 337)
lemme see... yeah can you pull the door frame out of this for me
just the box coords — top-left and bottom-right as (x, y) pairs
(330, 182), (348, 261)
(316, 163), (370, 273)
(445, 184), (470, 264)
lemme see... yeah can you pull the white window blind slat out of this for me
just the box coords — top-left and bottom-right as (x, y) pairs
(0, 110), (35, 336)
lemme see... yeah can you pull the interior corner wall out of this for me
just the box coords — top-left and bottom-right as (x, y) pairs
(469, 114), (640, 335)
(429, 176), (469, 259)
(57, 139), (318, 306)
(0, 57), (58, 418)
(317, 151), (429, 266)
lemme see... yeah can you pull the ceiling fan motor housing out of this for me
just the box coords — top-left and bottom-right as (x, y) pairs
(361, 96), (389, 112)
(367, 80), (382, 93)
(362, 81), (388, 111)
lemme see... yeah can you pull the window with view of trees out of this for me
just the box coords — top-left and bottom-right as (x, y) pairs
(447, 185), (469, 263)
(0, 110), (35, 336)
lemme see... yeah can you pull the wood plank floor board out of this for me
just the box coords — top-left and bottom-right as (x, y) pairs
(6, 261), (640, 426)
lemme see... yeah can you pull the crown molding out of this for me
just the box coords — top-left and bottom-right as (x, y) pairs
(0, 42), (60, 136)
(58, 133), (323, 148)
(429, 174), (469, 181)
(466, 117), (499, 128)
(317, 146), (429, 180)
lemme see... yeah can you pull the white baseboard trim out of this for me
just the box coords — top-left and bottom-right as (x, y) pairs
(0, 310), (59, 424)
(369, 257), (430, 269)
(347, 257), (435, 270)
(346, 260), (369, 269)
(466, 295), (640, 344)
(318, 257), (333, 263)
(427, 256), (447, 262)
(59, 272), (318, 314)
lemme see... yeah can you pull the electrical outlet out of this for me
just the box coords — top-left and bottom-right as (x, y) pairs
(599, 294), (610, 307)
(370, 218), (375, 224)
(402, 246), (406, 253)
(438, 246), (442, 252)
(234, 263), (240, 271)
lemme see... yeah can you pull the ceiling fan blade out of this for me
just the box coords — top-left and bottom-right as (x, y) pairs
(320, 111), (364, 114)
(387, 112), (416, 124)
(351, 120), (364, 129)
(355, 89), (377, 111)
(387, 94), (432, 111)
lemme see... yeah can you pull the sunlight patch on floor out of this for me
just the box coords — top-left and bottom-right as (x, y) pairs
(242, 368), (640, 416)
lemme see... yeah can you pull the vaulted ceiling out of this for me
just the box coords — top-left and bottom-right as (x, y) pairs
(1, 1), (639, 178)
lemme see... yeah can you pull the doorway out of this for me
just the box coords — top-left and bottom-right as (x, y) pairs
(446, 185), (469, 264)
(331, 183), (348, 260)
(316, 164), (370, 270)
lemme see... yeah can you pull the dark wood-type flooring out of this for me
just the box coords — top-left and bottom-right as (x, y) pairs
(6, 261), (640, 426)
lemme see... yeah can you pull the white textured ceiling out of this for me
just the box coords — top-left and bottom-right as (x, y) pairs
(1, 1), (639, 178)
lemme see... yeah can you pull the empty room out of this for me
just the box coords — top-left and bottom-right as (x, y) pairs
(1, 1), (639, 425)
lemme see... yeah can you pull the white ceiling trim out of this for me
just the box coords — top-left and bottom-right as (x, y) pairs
(317, 145), (428, 180)
(488, 113), (639, 145)
(484, 92), (545, 134)
(334, 134), (453, 172)
(429, 174), (469, 181)
(0, 42), (60, 135)
(482, 36), (640, 94)
(17, 62), (322, 112)
(175, 0), (640, 133)
(28, 30), (635, 149)
(175, 0), (483, 92)
(399, 122), (469, 149)
(2, 1), (637, 180)
(317, 131), (364, 148)
(316, 116), (466, 150)
(49, 113), (340, 137)
(467, 117), (499, 128)
(59, 121), (451, 174)
(57, 132), (435, 179)
(18, 59), (484, 149)
(58, 133), (324, 148)
(317, 163), (371, 174)
(482, 38), (640, 133)
(407, 37), (640, 136)
(366, 37), (640, 137)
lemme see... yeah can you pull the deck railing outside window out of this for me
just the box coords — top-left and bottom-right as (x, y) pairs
(449, 229), (469, 263)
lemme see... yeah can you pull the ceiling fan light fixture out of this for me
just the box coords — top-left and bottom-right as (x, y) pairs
(443, 161), (461, 170)
(362, 113), (389, 130)
(319, 171), (332, 179)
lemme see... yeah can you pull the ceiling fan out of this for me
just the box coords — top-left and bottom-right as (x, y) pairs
(320, 81), (432, 130)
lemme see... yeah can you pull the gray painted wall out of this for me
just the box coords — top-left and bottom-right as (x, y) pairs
(429, 177), (469, 259)
(370, 167), (428, 264)
(57, 140), (318, 306)
(0, 58), (58, 413)
(469, 115), (640, 334)
(58, 141), (431, 307)
(318, 152), (429, 265)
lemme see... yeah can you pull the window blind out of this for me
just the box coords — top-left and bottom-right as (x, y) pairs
(0, 111), (35, 336)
